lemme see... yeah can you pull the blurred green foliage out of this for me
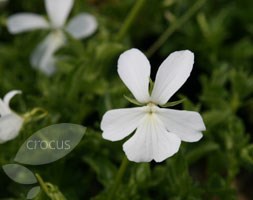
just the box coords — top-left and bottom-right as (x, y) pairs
(0, 0), (252, 199)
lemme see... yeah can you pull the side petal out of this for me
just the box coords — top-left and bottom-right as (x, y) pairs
(3, 90), (22, 108)
(30, 32), (65, 75)
(7, 13), (49, 34)
(158, 108), (206, 142)
(45, 0), (73, 27)
(123, 115), (181, 163)
(151, 50), (194, 105)
(0, 114), (23, 144)
(118, 49), (151, 103)
(66, 13), (97, 39)
(101, 107), (146, 141)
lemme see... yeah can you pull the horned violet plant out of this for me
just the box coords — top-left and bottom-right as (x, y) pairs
(101, 48), (206, 162)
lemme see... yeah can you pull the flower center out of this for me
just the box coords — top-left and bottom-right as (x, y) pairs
(146, 102), (158, 115)
(52, 29), (63, 36)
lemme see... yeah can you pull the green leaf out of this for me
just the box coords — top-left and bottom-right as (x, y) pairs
(83, 156), (117, 187)
(186, 142), (220, 164)
(241, 145), (253, 165)
(27, 186), (41, 199)
(124, 95), (143, 106)
(149, 78), (154, 95)
(161, 99), (185, 107)
(2, 164), (37, 184)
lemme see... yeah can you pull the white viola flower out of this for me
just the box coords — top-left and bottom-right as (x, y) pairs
(0, 90), (23, 144)
(101, 48), (206, 163)
(7, 0), (98, 75)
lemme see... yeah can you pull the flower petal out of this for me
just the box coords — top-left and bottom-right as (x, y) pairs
(3, 90), (22, 108)
(151, 50), (194, 105)
(45, 0), (73, 27)
(118, 49), (151, 103)
(158, 108), (206, 142)
(7, 13), (49, 34)
(30, 32), (65, 75)
(0, 100), (10, 115)
(0, 90), (21, 116)
(123, 115), (181, 162)
(0, 113), (23, 144)
(66, 13), (97, 39)
(101, 107), (146, 141)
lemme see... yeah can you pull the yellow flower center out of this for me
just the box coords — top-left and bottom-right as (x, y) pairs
(146, 102), (158, 115)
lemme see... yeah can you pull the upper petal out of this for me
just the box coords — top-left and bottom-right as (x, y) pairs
(66, 13), (97, 39)
(101, 107), (146, 141)
(30, 31), (65, 75)
(123, 114), (181, 162)
(158, 108), (206, 142)
(0, 113), (23, 144)
(151, 50), (194, 105)
(45, 0), (73, 27)
(3, 90), (22, 108)
(118, 49), (151, 103)
(7, 13), (49, 34)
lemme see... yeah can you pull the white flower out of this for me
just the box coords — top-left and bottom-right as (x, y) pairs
(0, 90), (23, 144)
(7, 0), (98, 75)
(101, 48), (206, 163)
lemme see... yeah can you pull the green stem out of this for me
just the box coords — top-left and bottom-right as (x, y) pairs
(22, 107), (48, 123)
(36, 174), (66, 200)
(146, 0), (206, 57)
(116, 0), (146, 41)
(107, 0), (146, 194)
(231, 92), (240, 113)
(0, 16), (6, 26)
(108, 156), (129, 200)
(36, 174), (50, 196)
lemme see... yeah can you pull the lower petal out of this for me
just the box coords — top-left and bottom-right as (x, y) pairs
(158, 108), (205, 142)
(123, 115), (181, 163)
(0, 114), (23, 143)
(30, 32), (65, 75)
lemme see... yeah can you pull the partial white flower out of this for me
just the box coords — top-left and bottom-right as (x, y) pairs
(101, 48), (206, 163)
(0, 90), (23, 144)
(7, 0), (98, 75)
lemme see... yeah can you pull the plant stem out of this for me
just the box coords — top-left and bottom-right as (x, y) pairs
(36, 173), (50, 195)
(116, 0), (146, 41)
(108, 0), (146, 194)
(108, 156), (129, 200)
(23, 107), (48, 123)
(146, 0), (206, 57)
(36, 173), (67, 200)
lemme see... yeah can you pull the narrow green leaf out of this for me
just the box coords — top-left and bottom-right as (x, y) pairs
(124, 95), (143, 106)
(186, 142), (219, 164)
(161, 99), (185, 107)
(2, 164), (37, 184)
(149, 78), (154, 95)
(27, 186), (41, 199)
